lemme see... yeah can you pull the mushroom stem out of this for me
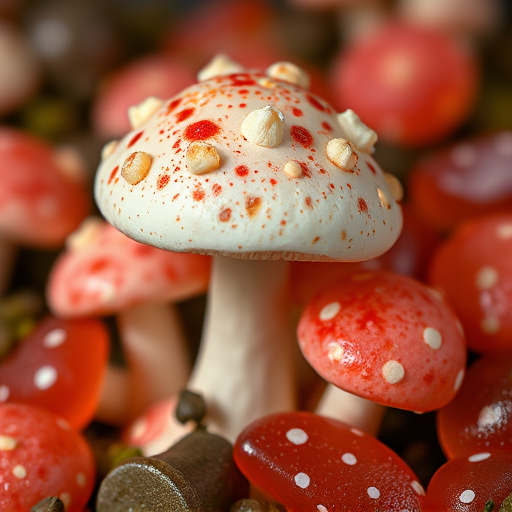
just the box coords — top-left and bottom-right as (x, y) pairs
(96, 366), (131, 425)
(96, 301), (191, 425)
(188, 256), (297, 442)
(315, 383), (386, 436)
(0, 236), (16, 295)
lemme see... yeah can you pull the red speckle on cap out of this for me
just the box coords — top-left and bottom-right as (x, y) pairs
(230, 75), (257, 87)
(219, 207), (232, 222)
(291, 126), (314, 149)
(292, 108), (303, 117)
(166, 98), (182, 114)
(212, 183), (222, 196)
(246, 196), (262, 217)
(270, 178), (277, 186)
(322, 121), (333, 132)
(127, 131), (143, 148)
(305, 197), (313, 209)
(299, 162), (312, 178)
(108, 166), (119, 185)
(157, 174), (170, 190)
(90, 258), (109, 273)
(176, 108), (195, 123)
(192, 185), (206, 201)
(307, 94), (328, 112)
(238, 90), (249, 95)
(358, 197), (368, 213)
(235, 165), (250, 177)
(173, 139), (181, 149)
(367, 162), (377, 174)
(184, 120), (221, 141)
(239, 103), (247, 108)
(312, 236), (320, 244)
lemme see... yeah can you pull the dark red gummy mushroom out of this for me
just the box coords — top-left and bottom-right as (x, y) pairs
(234, 411), (426, 511)
(0, 315), (109, 430)
(425, 451), (512, 511)
(429, 213), (512, 354)
(437, 352), (512, 459)
(408, 131), (512, 234)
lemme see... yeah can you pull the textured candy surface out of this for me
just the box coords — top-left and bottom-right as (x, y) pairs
(298, 271), (467, 411)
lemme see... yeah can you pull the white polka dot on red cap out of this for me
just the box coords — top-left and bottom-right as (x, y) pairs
(319, 302), (340, 321)
(0, 385), (9, 402)
(459, 490), (475, 504)
(286, 428), (308, 445)
(294, 472), (310, 489)
(34, 366), (57, 390)
(341, 453), (357, 465)
(468, 452), (491, 462)
(382, 360), (404, 384)
(43, 328), (67, 348)
(367, 486), (380, 499)
(423, 326), (442, 350)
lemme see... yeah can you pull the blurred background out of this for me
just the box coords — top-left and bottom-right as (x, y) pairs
(1, 0), (512, 501)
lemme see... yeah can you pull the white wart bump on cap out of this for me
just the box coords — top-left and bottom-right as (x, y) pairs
(241, 105), (285, 148)
(128, 97), (164, 130)
(65, 217), (104, 252)
(383, 172), (403, 202)
(186, 141), (221, 175)
(197, 54), (245, 82)
(283, 160), (303, 178)
(326, 138), (358, 171)
(337, 109), (378, 152)
(266, 61), (310, 89)
(101, 140), (119, 161)
(121, 151), (152, 185)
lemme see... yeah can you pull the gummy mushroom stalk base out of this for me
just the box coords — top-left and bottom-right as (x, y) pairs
(96, 301), (191, 425)
(315, 383), (386, 436)
(187, 255), (297, 442)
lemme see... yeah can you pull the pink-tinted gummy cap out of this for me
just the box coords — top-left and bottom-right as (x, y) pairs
(47, 218), (211, 317)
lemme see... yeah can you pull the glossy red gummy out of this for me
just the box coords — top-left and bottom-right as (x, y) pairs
(298, 271), (467, 412)
(408, 131), (512, 233)
(0, 403), (95, 512)
(429, 213), (512, 353)
(330, 21), (478, 147)
(437, 353), (512, 459)
(0, 128), (90, 247)
(425, 451), (512, 511)
(0, 315), (109, 429)
(234, 411), (426, 511)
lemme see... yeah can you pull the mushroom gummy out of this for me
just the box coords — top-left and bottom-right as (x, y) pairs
(94, 55), (403, 445)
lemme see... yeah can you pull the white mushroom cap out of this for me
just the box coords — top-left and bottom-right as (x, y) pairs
(94, 62), (402, 262)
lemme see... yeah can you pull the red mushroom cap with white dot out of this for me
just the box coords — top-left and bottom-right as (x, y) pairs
(94, 57), (403, 261)
(297, 270), (467, 411)
(0, 128), (90, 247)
(234, 411), (426, 511)
(47, 217), (211, 317)
(0, 403), (95, 511)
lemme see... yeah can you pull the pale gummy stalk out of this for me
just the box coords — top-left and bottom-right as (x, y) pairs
(186, 256), (297, 442)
